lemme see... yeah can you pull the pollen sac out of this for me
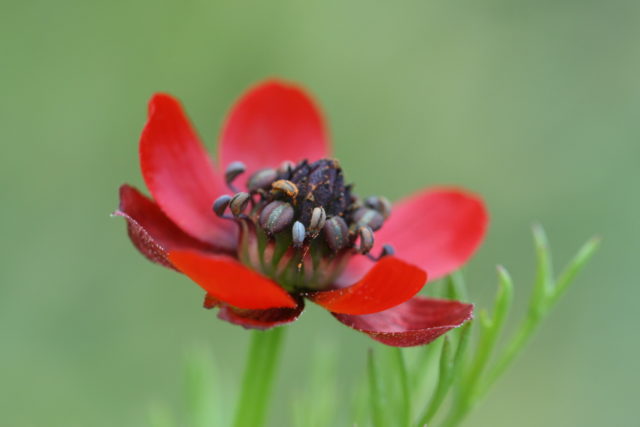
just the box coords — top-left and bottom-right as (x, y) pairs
(322, 216), (350, 252)
(356, 226), (375, 254)
(292, 221), (306, 248)
(271, 179), (299, 199)
(364, 196), (392, 219)
(259, 201), (295, 235)
(278, 160), (295, 176)
(229, 192), (251, 217)
(247, 168), (278, 192)
(308, 206), (327, 235)
(352, 207), (384, 231)
(225, 161), (246, 185)
(212, 195), (232, 217)
(381, 244), (395, 257)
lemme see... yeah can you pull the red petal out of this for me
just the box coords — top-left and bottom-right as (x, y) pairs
(308, 257), (427, 315)
(219, 80), (330, 177)
(113, 185), (217, 269)
(204, 294), (304, 330)
(140, 93), (236, 251)
(168, 250), (297, 310)
(332, 297), (473, 347)
(340, 188), (488, 285)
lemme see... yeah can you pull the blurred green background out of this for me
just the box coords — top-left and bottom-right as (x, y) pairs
(1, 0), (637, 426)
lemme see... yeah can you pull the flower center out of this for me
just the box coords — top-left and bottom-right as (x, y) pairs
(213, 158), (394, 291)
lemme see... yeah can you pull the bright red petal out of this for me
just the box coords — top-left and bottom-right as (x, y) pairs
(204, 294), (304, 330)
(332, 297), (473, 347)
(219, 80), (330, 177)
(308, 257), (427, 315)
(114, 185), (218, 269)
(340, 188), (488, 285)
(168, 250), (297, 310)
(140, 93), (236, 251)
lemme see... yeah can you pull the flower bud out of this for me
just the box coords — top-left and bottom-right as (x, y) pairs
(259, 201), (294, 234)
(356, 226), (375, 254)
(292, 221), (306, 248)
(364, 196), (392, 219)
(271, 179), (299, 199)
(247, 168), (278, 192)
(229, 192), (251, 217)
(352, 207), (384, 231)
(212, 195), (231, 217)
(322, 216), (349, 252)
(225, 161), (246, 185)
(308, 206), (327, 235)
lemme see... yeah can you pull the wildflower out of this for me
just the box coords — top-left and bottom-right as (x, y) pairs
(115, 80), (488, 346)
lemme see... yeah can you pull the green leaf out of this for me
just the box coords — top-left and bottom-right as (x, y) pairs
(367, 349), (385, 427)
(550, 236), (601, 305)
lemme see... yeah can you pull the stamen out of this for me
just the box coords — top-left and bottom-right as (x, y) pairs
(356, 226), (375, 254)
(271, 179), (299, 200)
(212, 195), (232, 217)
(292, 221), (306, 248)
(247, 168), (278, 193)
(322, 216), (349, 252)
(367, 244), (395, 261)
(224, 161), (246, 192)
(259, 201), (295, 235)
(229, 192), (251, 217)
(353, 207), (384, 231)
(365, 196), (392, 219)
(308, 206), (327, 236)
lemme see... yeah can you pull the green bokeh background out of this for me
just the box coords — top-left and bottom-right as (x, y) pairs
(1, 1), (637, 426)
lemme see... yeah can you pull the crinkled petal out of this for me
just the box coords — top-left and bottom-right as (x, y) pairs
(168, 250), (297, 310)
(140, 93), (236, 250)
(113, 185), (217, 269)
(203, 294), (304, 330)
(340, 188), (488, 285)
(307, 257), (426, 315)
(219, 80), (330, 178)
(332, 297), (473, 347)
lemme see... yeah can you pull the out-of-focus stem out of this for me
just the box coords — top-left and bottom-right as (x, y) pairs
(233, 328), (286, 427)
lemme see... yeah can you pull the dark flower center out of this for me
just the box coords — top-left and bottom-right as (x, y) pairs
(214, 158), (393, 291)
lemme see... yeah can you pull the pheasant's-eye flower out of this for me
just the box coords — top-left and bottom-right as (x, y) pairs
(115, 80), (488, 347)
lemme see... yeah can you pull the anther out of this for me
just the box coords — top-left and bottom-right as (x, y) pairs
(367, 243), (395, 261)
(229, 192), (251, 217)
(271, 179), (299, 199)
(212, 195), (232, 217)
(352, 207), (384, 231)
(356, 226), (375, 254)
(247, 168), (278, 193)
(292, 221), (306, 248)
(364, 196), (392, 219)
(225, 161), (246, 191)
(308, 206), (327, 236)
(278, 160), (295, 176)
(259, 201), (295, 235)
(322, 216), (349, 252)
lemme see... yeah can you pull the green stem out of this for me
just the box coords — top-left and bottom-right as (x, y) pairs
(391, 348), (411, 427)
(233, 328), (286, 427)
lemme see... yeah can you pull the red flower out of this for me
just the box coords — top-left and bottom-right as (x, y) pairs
(115, 80), (488, 347)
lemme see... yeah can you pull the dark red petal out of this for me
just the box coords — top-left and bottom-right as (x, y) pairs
(113, 185), (217, 269)
(219, 80), (330, 177)
(168, 250), (297, 310)
(140, 93), (236, 251)
(340, 188), (488, 285)
(308, 257), (427, 315)
(204, 293), (304, 330)
(332, 297), (473, 347)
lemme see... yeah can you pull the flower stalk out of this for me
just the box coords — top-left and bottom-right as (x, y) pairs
(233, 328), (286, 427)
